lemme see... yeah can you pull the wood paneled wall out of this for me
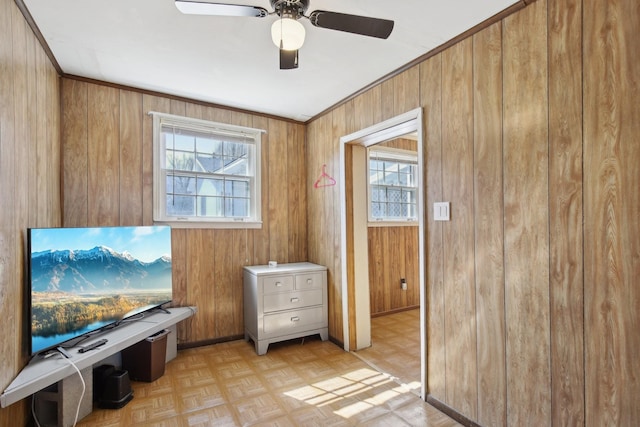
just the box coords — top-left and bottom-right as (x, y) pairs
(60, 79), (308, 346)
(368, 226), (420, 316)
(307, 0), (640, 425)
(583, 0), (639, 425)
(0, 0), (61, 424)
(2, 0), (638, 426)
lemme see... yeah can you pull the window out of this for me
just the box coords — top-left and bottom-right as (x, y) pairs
(151, 112), (263, 227)
(368, 147), (418, 223)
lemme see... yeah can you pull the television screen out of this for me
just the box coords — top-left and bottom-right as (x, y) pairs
(28, 225), (173, 355)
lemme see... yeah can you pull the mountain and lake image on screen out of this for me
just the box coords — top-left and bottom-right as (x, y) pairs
(28, 225), (173, 354)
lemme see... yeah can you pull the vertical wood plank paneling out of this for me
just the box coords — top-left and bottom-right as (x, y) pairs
(51, 63), (61, 224)
(48, 53), (61, 226)
(405, 227), (420, 305)
(388, 227), (404, 310)
(368, 226), (420, 315)
(548, 0), (585, 425)
(36, 46), (53, 226)
(394, 66), (421, 116)
(441, 37), (477, 420)
(310, 114), (331, 273)
(214, 229), (234, 337)
(87, 85), (119, 226)
(232, 228), (250, 335)
(379, 228), (391, 311)
(25, 22), (37, 227)
(268, 118), (289, 263)
(380, 78), (395, 121)
(305, 120), (319, 265)
(287, 122), (306, 262)
(330, 105), (347, 344)
(472, 21), (506, 427)
(253, 115), (270, 265)
(189, 229), (215, 339)
(352, 85), (383, 134)
(170, 228), (191, 342)
(0, 1), (61, 424)
(62, 79), (89, 227)
(0, 0), (18, 395)
(584, 0), (640, 425)
(119, 90), (143, 225)
(368, 227), (384, 314)
(420, 53), (445, 399)
(503, 1), (551, 425)
(12, 7), (28, 243)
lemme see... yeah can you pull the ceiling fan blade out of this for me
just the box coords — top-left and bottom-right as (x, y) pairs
(175, 1), (268, 17)
(280, 49), (299, 70)
(308, 11), (393, 39)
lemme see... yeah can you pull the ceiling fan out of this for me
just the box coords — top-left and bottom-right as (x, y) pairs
(175, 0), (394, 69)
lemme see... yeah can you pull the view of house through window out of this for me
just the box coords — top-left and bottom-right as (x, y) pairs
(368, 147), (418, 222)
(151, 112), (263, 227)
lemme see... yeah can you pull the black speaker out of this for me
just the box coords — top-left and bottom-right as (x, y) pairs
(97, 369), (133, 409)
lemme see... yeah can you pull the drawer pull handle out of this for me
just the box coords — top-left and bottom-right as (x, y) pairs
(290, 297), (299, 303)
(275, 282), (282, 287)
(307, 279), (312, 285)
(291, 316), (300, 322)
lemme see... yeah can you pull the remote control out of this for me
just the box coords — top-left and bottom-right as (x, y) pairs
(78, 338), (108, 353)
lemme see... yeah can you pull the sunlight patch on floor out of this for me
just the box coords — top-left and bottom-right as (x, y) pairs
(283, 367), (417, 419)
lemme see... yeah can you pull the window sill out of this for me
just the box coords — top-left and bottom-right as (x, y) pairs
(154, 220), (263, 229)
(367, 220), (418, 228)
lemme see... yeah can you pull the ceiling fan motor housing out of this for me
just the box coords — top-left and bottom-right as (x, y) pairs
(271, 0), (309, 19)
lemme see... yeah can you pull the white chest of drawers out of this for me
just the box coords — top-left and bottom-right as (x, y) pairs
(243, 262), (328, 355)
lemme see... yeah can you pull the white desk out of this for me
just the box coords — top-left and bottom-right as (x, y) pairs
(1, 306), (196, 408)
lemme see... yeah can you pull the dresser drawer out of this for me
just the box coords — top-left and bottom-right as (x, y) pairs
(263, 306), (325, 334)
(262, 275), (294, 294)
(263, 289), (323, 313)
(295, 272), (323, 290)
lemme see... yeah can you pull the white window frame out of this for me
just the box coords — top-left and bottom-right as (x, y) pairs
(367, 146), (419, 226)
(150, 112), (263, 229)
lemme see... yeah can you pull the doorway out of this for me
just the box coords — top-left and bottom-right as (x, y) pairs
(338, 108), (426, 398)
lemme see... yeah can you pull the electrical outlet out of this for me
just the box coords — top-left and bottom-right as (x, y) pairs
(400, 278), (407, 290)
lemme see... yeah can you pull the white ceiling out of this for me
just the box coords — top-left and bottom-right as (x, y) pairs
(23, 0), (518, 122)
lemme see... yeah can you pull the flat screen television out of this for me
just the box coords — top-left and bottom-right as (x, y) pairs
(27, 225), (173, 356)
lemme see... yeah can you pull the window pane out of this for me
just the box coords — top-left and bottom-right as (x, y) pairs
(372, 202), (383, 218)
(167, 195), (195, 216)
(371, 186), (382, 202)
(226, 198), (249, 217)
(197, 196), (224, 217)
(197, 177), (223, 197)
(173, 133), (194, 151)
(169, 151), (196, 172)
(166, 175), (196, 195)
(196, 136), (215, 153)
(231, 180), (249, 198)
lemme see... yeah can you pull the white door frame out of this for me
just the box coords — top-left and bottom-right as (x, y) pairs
(339, 107), (426, 398)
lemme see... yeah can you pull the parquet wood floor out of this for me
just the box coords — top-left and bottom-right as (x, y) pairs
(354, 309), (421, 396)
(75, 319), (458, 426)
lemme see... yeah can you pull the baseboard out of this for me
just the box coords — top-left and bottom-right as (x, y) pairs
(426, 395), (482, 427)
(371, 305), (420, 318)
(177, 334), (245, 350)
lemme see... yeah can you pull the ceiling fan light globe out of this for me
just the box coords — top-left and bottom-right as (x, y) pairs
(271, 18), (305, 50)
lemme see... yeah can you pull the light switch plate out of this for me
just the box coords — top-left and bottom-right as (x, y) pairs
(434, 202), (450, 221)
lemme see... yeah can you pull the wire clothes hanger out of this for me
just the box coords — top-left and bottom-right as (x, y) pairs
(314, 164), (336, 188)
